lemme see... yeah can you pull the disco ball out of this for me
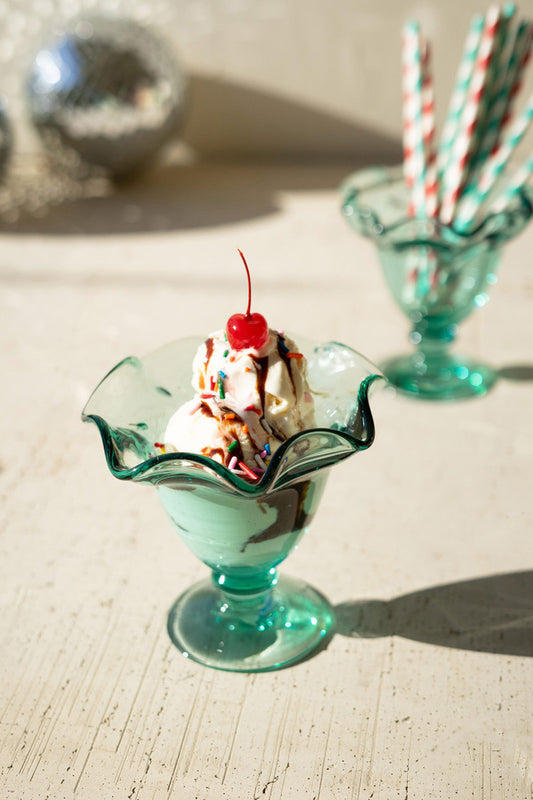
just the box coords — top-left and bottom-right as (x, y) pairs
(26, 16), (187, 177)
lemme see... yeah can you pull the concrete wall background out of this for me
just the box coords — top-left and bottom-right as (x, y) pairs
(2, 0), (533, 162)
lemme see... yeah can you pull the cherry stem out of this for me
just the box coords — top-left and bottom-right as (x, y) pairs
(238, 249), (252, 317)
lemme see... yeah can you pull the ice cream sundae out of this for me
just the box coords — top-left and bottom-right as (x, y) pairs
(82, 249), (383, 670)
(159, 251), (315, 481)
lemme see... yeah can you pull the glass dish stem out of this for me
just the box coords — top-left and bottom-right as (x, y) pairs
(376, 241), (501, 399)
(167, 569), (333, 672)
(382, 311), (498, 399)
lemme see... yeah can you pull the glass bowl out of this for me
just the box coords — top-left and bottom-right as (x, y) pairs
(83, 334), (384, 671)
(341, 165), (533, 400)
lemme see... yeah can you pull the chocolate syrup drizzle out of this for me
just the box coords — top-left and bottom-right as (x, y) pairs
(198, 332), (300, 465)
(204, 336), (214, 363)
(200, 446), (226, 462)
(276, 334), (298, 399)
(241, 481), (313, 551)
(199, 402), (214, 418)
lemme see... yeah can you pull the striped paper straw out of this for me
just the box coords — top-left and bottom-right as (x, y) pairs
(437, 14), (484, 179)
(498, 20), (533, 133)
(489, 152), (533, 212)
(455, 90), (533, 229)
(421, 40), (439, 217)
(440, 5), (503, 225)
(469, 3), (517, 169)
(402, 21), (426, 217)
(473, 19), (533, 172)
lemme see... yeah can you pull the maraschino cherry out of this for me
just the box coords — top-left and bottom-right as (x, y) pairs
(226, 250), (269, 350)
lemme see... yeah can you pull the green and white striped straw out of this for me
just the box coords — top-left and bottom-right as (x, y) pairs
(489, 153), (533, 212)
(455, 90), (533, 229)
(437, 13), (484, 179)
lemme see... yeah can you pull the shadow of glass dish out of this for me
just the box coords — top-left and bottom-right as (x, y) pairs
(334, 571), (533, 657)
(0, 74), (401, 235)
(498, 364), (533, 382)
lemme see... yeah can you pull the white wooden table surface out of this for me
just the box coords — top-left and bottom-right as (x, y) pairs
(1, 162), (532, 800)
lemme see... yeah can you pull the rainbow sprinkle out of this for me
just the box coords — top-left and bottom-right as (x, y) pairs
(238, 461), (259, 480)
(255, 453), (267, 470)
(260, 418), (272, 434)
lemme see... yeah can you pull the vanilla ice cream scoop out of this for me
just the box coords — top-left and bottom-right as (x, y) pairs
(163, 328), (315, 479)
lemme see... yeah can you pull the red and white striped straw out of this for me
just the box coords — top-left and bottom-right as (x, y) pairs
(402, 21), (426, 218)
(421, 40), (439, 217)
(440, 5), (503, 224)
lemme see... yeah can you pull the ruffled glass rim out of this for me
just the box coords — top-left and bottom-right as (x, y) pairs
(82, 335), (384, 495)
(340, 164), (533, 251)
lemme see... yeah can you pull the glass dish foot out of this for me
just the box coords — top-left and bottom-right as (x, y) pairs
(381, 352), (498, 400)
(167, 574), (334, 672)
